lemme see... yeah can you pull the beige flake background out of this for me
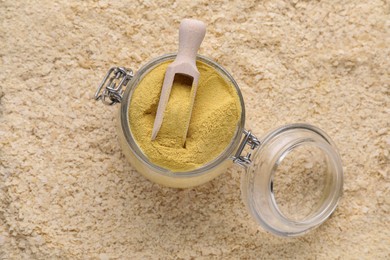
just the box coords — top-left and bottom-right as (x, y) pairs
(0, 0), (389, 259)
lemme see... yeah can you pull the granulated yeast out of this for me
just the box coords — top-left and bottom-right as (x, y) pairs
(129, 60), (241, 171)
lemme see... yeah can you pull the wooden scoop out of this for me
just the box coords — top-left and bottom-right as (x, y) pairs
(151, 19), (206, 144)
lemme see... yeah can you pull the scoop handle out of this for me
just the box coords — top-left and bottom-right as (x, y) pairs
(176, 19), (206, 64)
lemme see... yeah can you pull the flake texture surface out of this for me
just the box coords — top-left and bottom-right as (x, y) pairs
(0, 0), (389, 259)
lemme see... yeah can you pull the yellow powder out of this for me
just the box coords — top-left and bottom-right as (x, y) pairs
(129, 60), (241, 172)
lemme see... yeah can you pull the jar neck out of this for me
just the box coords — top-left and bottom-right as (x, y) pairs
(120, 53), (246, 177)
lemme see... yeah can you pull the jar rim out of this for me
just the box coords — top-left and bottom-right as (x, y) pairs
(120, 53), (246, 177)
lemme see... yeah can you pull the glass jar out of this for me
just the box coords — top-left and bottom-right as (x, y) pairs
(95, 54), (343, 237)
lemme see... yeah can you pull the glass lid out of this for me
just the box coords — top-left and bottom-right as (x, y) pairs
(240, 123), (343, 237)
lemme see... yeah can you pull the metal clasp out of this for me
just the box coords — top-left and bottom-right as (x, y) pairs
(94, 67), (134, 105)
(233, 130), (261, 167)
